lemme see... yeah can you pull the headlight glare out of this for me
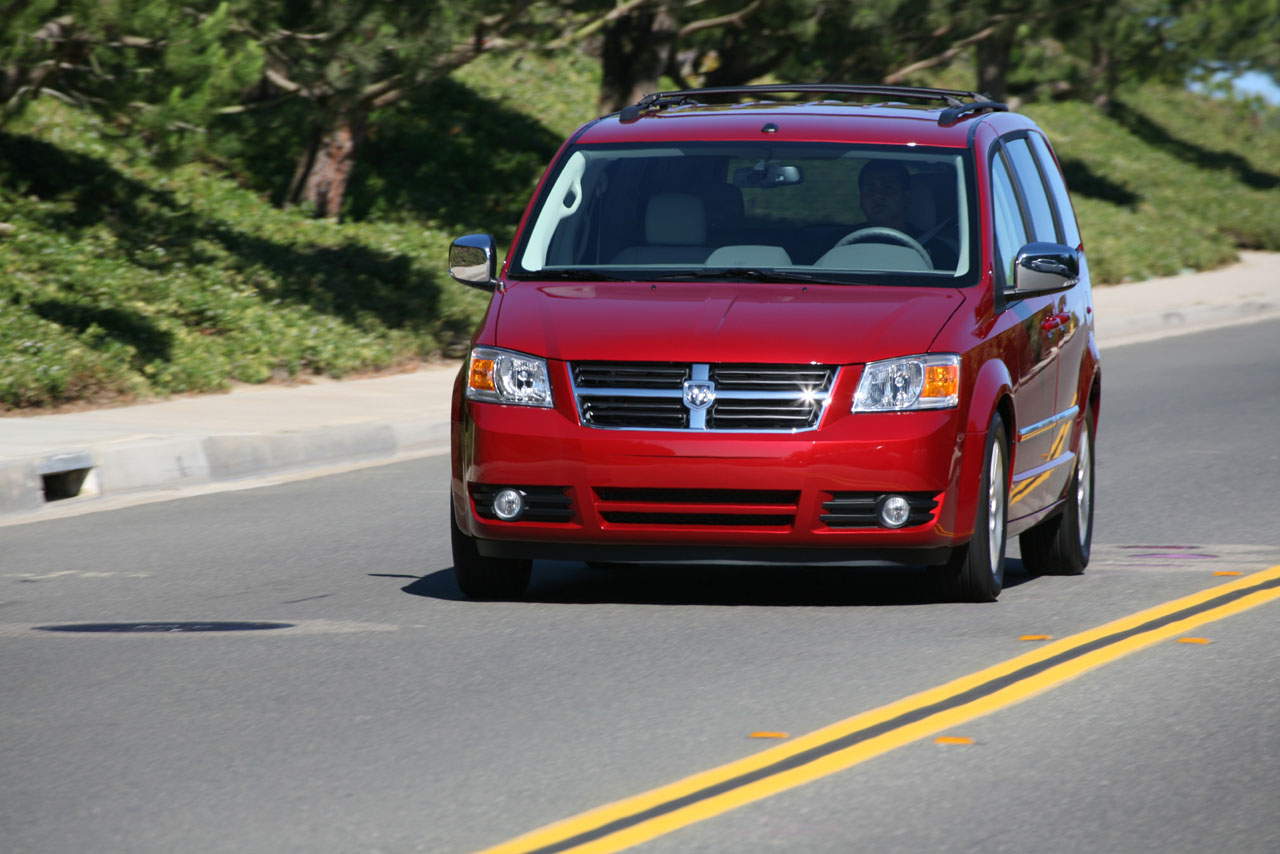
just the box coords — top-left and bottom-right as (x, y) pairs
(853, 354), (960, 412)
(467, 347), (553, 407)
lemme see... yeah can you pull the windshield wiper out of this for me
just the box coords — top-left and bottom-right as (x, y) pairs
(518, 268), (632, 282)
(650, 267), (849, 285)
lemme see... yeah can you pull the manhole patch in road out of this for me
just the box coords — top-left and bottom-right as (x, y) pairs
(33, 621), (295, 634)
(1088, 544), (1280, 574)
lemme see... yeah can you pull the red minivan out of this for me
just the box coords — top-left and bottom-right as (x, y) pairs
(447, 84), (1100, 602)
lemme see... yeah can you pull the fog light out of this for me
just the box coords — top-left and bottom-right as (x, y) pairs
(492, 488), (525, 521)
(880, 495), (911, 528)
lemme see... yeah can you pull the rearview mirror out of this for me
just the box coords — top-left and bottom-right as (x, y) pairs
(448, 233), (498, 291)
(1011, 242), (1079, 295)
(732, 161), (804, 189)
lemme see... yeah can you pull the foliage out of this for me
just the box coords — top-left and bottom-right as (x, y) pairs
(0, 100), (487, 410)
(1, 43), (1277, 410)
(0, 0), (263, 159)
(1024, 86), (1280, 282)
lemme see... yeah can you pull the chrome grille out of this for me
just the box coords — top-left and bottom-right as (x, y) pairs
(571, 362), (836, 432)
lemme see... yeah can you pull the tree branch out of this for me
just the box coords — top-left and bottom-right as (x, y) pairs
(264, 67), (310, 98)
(675, 0), (763, 38)
(882, 3), (1087, 86)
(543, 0), (655, 50)
(883, 24), (1001, 84)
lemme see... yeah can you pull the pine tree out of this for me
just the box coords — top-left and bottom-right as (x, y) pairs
(1, 0), (262, 151)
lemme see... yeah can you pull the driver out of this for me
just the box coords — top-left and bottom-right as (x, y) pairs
(858, 160), (958, 269)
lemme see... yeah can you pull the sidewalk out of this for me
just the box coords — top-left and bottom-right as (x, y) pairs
(3, 251), (1278, 520)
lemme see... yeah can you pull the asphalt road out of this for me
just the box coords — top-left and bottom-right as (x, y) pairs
(2, 319), (1279, 854)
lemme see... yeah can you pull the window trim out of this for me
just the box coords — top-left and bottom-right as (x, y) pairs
(1003, 134), (1063, 244)
(987, 140), (1032, 295)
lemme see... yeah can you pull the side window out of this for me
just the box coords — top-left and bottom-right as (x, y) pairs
(1005, 138), (1058, 243)
(990, 151), (1027, 288)
(1028, 133), (1082, 249)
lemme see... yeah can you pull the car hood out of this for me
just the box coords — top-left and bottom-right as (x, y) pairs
(493, 280), (967, 364)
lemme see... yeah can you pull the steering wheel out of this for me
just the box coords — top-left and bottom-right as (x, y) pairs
(831, 227), (932, 268)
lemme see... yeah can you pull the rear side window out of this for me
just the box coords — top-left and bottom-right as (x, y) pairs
(989, 153), (1027, 288)
(1005, 138), (1058, 243)
(1028, 133), (1082, 249)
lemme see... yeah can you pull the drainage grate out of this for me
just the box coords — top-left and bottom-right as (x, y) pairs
(39, 452), (97, 502)
(34, 622), (295, 633)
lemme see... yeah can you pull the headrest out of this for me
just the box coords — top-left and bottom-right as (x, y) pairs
(704, 245), (792, 267)
(645, 194), (706, 245)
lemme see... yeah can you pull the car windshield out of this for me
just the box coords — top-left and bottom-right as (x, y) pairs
(511, 141), (976, 286)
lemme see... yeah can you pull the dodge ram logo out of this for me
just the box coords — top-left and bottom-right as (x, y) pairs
(683, 379), (716, 411)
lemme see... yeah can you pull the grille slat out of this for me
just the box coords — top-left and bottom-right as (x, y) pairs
(573, 362), (835, 431)
(711, 364), (833, 393)
(709, 400), (818, 430)
(581, 397), (688, 428)
(574, 363), (689, 389)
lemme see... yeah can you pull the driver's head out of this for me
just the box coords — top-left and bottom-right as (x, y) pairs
(859, 160), (912, 229)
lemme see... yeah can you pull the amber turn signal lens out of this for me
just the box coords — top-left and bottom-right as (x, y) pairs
(469, 358), (496, 392)
(923, 364), (959, 399)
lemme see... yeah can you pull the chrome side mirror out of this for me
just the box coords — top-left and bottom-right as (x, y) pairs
(1011, 242), (1079, 295)
(448, 234), (498, 291)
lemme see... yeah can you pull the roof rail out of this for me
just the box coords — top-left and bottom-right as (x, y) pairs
(616, 84), (1009, 125)
(937, 100), (1009, 125)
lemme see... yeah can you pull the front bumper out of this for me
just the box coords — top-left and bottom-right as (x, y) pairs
(452, 385), (986, 565)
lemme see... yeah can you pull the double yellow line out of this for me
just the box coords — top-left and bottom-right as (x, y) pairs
(477, 563), (1280, 854)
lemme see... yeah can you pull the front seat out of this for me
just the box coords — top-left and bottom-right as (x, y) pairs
(610, 194), (712, 264)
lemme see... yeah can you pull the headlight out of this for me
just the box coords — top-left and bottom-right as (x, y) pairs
(466, 347), (553, 407)
(852, 353), (960, 412)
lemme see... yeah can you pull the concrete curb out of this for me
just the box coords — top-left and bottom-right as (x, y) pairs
(1094, 298), (1280, 347)
(1091, 250), (1280, 347)
(0, 418), (450, 520)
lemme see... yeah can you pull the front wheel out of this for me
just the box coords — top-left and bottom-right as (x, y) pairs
(1019, 409), (1094, 576)
(933, 413), (1009, 602)
(451, 504), (532, 599)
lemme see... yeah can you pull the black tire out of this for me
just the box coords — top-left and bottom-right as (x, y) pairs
(934, 412), (1009, 602)
(450, 504), (532, 599)
(1019, 409), (1094, 576)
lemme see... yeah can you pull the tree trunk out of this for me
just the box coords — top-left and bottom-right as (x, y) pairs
(598, 7), (677, 114)
(290, 111), (366, 220)
(1089, 39), (1115, 112)
(975, 25), (1014, 103)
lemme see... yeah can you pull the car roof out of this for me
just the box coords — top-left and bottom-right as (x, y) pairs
(574, 85), (1025, 148)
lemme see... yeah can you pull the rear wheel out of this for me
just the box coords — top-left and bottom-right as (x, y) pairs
(1019, 409), (1094, 576)
(451, 504), (532, 599)
(933, 413), (1008, 602)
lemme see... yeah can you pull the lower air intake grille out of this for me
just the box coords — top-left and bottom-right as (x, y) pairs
(471, 485), (574, 522)
(600, 512), (793, 526)
(820, 492), (938, 528)
(594, 488), (799, 505)
(594, 487), (800, 528)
